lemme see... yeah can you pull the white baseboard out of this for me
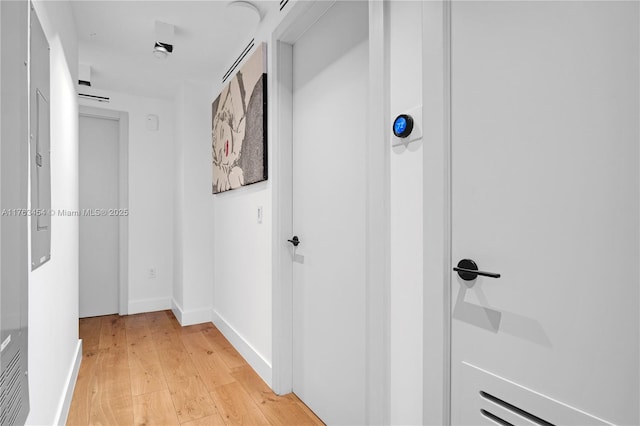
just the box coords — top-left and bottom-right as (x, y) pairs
(128, 297), (171, 314)
(211, 310), (272, 387)
(171, 299), (212, 326)
(54, 339), (82, 426)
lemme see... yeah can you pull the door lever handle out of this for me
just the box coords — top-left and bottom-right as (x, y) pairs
(287, 236), (300, 247)
(454, 259), (500, 281)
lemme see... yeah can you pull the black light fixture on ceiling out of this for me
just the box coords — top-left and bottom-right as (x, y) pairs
(153, 21), (175, 59)
(153, 41), (173, 59)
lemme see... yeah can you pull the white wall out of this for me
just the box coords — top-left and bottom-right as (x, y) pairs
(389, 2), (424, 424)
(208, 6), (286, 385)
(79, 89), (175, 314)
(172, 80), (214, 325)
(27, 1), (81, 424)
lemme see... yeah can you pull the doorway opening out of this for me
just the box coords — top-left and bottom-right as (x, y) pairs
(270, 1), (390, 424)
(78, 106), (129, 317)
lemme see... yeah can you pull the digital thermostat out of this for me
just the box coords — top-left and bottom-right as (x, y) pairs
(393, 114), (414, 138)
(391, 106), (423, 147)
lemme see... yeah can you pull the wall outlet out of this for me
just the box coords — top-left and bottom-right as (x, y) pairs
(148, 268), (156, 279)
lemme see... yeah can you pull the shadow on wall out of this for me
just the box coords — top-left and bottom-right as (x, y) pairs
(453, 282), (552, 348)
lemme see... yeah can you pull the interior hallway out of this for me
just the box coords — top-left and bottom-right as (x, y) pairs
(67, 311), (323, 425)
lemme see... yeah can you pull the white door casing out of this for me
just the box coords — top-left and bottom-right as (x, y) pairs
(450, 2), (639, 424)
(271, 1), (390, 423)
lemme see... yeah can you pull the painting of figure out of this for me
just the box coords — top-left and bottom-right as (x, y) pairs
(212, 43), (267, 194)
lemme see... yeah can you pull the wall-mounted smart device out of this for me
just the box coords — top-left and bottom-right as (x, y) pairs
(392, 106), (422, 146)
(393, 114), (414, 138)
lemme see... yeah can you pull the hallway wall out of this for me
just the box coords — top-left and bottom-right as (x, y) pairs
(208, 6), (287, 386)
(172, 80), (214, 325)
(27, 1), (80, 424)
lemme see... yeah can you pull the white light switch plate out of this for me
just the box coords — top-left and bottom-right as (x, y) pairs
(146, 114), (159, 131)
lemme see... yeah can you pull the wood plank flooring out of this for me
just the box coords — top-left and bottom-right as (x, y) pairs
(67, 311), (324, 426)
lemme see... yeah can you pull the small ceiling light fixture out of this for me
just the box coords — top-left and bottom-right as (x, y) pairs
(78, 63), (92, 86)
(227, 1), (262, 21)
(153, 21), (175, 59)
(153, 41), (173, 59)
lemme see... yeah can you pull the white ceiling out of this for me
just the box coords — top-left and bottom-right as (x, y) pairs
(71, 1), (277, 99)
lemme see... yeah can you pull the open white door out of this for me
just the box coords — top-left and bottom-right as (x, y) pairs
(450, 2), (639, 424)
(290, 1), (369, 424)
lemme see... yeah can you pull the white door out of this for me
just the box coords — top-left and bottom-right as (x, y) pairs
(79, 114), (120, 318)
(450, 2), (639, 425)
(291, 1), (368, 424)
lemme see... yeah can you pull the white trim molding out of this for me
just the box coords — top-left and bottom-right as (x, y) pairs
(128, 297), (171, 315)
(171, 299), (212, 326)
(422, 1), (451, 424)
(54, 339), (82, 426)
(212, 310), (272, 387)
(365, 1), (391, 424)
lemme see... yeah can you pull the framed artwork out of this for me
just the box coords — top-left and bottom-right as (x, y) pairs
(212, 42), (267, 194)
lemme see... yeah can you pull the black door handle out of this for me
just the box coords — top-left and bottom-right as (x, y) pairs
(287, 236), (300, 247)
(454, 259), (500, 281)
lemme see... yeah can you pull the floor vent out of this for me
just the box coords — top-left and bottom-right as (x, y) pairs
(1, 350), (23, 426)
(78, 93), (110, 103)
(480, 391), (555, 426)
(279, 0), (290, 12)
(222, 39), (255, 83)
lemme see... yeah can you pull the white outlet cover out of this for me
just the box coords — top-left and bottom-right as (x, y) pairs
(391, 105), (422, 146)
(146, 114), (159, 131)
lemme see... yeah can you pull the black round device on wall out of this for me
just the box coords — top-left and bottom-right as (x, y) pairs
(393, 114), (414, 138)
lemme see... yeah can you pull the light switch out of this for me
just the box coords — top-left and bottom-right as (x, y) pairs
(257, 206), (263, 224)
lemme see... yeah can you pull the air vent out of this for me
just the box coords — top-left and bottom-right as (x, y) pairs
(279, 0), (290, 11)
(1, 350), (24, 426)
(480, 409), (514, 426)
(78, 93), (110, 103)
(480, 391), (555, 426)
(222, 39), (255, 83)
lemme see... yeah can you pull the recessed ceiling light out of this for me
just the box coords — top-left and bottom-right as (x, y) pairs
(227, 1), (262, 21)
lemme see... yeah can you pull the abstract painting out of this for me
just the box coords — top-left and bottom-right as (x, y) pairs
(212, 43), (267, 194)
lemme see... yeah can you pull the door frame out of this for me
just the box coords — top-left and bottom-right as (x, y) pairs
(78, 106), (129, 316)
(421, 0), (452, 424)
(270, 1), (391, 423)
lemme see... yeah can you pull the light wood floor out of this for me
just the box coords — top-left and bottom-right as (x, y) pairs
(67, 310), (324, 426)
